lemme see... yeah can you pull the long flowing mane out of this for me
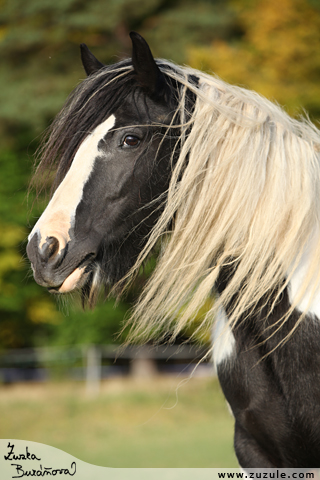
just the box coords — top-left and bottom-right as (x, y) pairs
(121, 62), (320, 344)
(34, 58), (320, 345)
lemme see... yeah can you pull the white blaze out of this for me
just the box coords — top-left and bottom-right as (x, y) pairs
(29, 115), (116, 249)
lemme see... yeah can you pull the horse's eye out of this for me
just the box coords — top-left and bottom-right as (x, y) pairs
(123, 135), (140, 148)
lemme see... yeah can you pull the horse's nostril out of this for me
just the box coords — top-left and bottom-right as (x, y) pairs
(41, 236), (61, 262)
(47, 237), (59, 258)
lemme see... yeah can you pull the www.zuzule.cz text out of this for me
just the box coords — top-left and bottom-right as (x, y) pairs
(218, 472), (315, 479)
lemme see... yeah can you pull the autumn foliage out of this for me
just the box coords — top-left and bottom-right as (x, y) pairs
(189, 0), (320, 118)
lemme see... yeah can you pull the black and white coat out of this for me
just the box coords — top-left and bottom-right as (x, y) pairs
(214, 256), (320, 467)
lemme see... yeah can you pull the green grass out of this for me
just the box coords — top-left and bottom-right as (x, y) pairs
(0, 376), (238, 467)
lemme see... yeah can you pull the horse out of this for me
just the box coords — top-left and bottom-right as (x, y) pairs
(27, 32), (320, 468)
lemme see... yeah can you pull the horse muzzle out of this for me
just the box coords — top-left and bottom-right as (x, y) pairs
(27, 231), (95, 293)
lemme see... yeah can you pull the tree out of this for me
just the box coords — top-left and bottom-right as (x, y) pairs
(188, 0), (320, 118)
(0, 0), (237, 147)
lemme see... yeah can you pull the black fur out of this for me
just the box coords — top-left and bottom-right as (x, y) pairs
(216, 269), (320, 468)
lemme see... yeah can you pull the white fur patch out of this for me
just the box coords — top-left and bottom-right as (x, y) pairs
(213, 305), (236, 366)
(287, 230), (320, 318)
(29, 115), (116, 249)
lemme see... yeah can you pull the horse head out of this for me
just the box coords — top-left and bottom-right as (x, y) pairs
(27, 33), (182, 304)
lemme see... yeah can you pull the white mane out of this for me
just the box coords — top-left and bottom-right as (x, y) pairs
(117, 62), (320, 344)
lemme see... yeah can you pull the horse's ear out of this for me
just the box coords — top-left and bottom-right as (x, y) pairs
(80, 44), (105, 76)
(130, 32), (166, 99)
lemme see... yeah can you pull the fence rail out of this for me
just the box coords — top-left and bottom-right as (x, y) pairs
(0, 344), (213, 392)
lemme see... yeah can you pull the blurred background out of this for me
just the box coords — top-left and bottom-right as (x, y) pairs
(1, 0), (320, 468)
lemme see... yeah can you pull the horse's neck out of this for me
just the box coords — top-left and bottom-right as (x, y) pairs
(213, 230), (320, 371)
(216, 228), (320, 323)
